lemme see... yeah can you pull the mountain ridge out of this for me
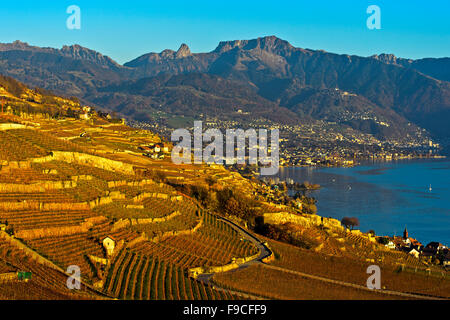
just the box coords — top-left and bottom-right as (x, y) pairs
(0, 36), (449, 146)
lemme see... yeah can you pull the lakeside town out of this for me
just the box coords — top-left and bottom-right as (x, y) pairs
(127, 113), (445, 168)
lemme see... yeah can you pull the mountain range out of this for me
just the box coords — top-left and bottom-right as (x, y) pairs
(0, 36), (449, 147)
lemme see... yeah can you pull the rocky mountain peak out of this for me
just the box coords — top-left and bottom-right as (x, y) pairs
(372, 53), (399, 65)
(213, 35), (293, 54)
(0, 40), (45, 52)
(60, 44), (120, 68)
(176, 43), (191, 58)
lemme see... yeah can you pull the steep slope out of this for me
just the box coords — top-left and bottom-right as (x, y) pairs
(93, 73), (300, 125)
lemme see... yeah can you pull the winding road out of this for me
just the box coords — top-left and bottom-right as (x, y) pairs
(196, 217), (272, 285)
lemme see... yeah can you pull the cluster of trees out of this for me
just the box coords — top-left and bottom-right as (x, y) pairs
(255, 220), (320, 250)
(168, 182), (261, 226)
(292, 192), (317, 214)
(216, 188), (258, 222)
(341, 217), (360, 230)
(142, 170), (168, 183)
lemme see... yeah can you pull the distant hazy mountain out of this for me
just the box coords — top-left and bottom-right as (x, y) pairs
(93, 72), (301, 125)
(0, 36), (449, 143)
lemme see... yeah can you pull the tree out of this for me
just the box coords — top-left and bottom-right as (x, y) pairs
(341, 217), (360, 230)
(216, 188), (234, 210)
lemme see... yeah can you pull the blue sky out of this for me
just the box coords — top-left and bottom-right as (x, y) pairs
(0, 0), (448, 64)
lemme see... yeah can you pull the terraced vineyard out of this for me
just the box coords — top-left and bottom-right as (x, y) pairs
(0, 209), (95, 231)
(26, 233), (107, 279)
(103, 248), (238, 300)
(0, 84), (447, 301)
(0, 190), (75, 203)
(0, 237), (95, 300)
(8, 129), (88, 154)
(265, 238), (450, 298)
(0, 168), (58, 183)
(212, 263), (396, 300)
(129, 212), (259, 268)
(32, 161), (135, 182)
(0, 130), (49, 160)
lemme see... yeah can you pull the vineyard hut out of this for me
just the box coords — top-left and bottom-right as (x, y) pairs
(102, 236), (116, 256)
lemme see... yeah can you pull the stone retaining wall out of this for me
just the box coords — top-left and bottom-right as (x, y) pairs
(88, 255), (109, 266)
(263, 212), (343, 231)
(132, 192), (180, 202)
(32, 151), (136, 175)
(0, 201), (90, 212)
(112, 211), (182, 230)
(0, 180), (77, 193)
(189, 250), (261, 278)
(107, 179), (154, 188)
(86, 191), (125, 209)
(15, 216), (107, 240)
(0, 123), (29, 130)
(151, 219), (203, 243)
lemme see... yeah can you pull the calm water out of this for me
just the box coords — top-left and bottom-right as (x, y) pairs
(276, 159), (450, 246)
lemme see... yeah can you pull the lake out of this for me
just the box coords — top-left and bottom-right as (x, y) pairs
(275, 159), (450, 246)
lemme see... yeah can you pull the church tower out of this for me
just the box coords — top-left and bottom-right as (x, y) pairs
(403, 226), (408, 240)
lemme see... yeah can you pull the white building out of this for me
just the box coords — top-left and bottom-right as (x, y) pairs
(102, 236), (116, 257)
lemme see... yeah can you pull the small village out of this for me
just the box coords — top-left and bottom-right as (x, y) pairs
(378, 228), (450, 268)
